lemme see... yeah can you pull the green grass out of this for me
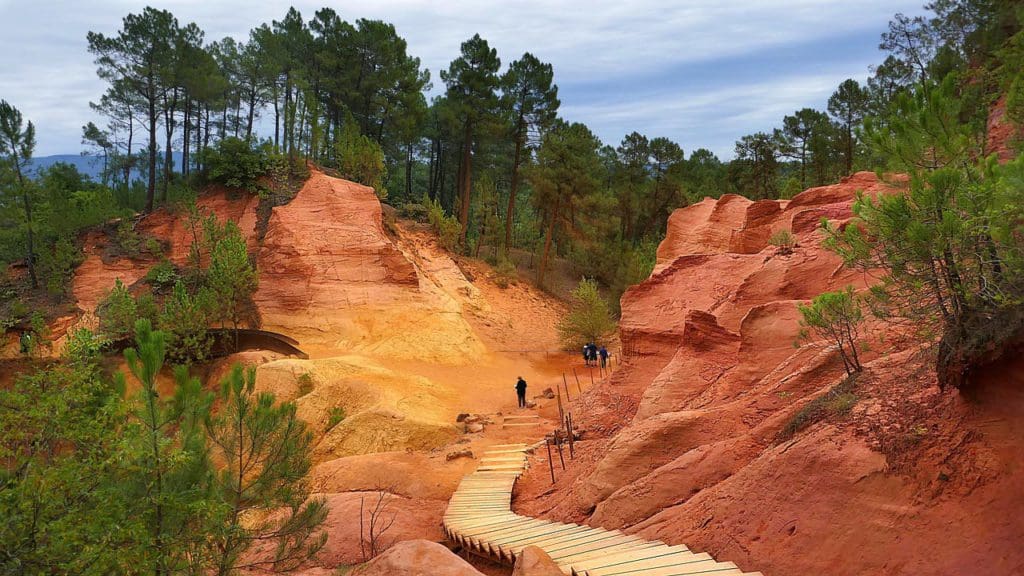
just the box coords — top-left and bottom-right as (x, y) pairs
(327, 406), (346, 431)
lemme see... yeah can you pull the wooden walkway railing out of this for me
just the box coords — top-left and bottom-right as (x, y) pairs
(443, 444), (763, 576)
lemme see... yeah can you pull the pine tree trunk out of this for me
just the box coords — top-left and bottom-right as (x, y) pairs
(537, 194), (561, 286)
(146, 88), (157, 213)
(458, 122), (473, 244)
(505, 123), (525, 251)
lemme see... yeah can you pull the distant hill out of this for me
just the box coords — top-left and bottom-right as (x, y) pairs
(26, 153), (184, 182)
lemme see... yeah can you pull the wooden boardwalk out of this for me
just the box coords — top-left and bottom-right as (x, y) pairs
(443, 444), (763, 576)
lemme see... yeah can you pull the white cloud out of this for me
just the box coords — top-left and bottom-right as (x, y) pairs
(0, 0), (926, 156)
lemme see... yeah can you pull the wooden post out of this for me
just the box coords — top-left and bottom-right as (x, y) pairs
(556, 388), (564, 424)
(556, 436), (565, 470)
(566, 414), (575, 459)
(546, 439), (555, 484)
(572, 368), (583, 395)
(562, 373), (572, 402)
(590, 367), (595, 387)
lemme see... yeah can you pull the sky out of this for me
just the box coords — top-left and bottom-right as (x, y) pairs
(0, 0), (929, 159)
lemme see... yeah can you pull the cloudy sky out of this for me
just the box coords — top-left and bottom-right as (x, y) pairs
(0, 0), (927, 158)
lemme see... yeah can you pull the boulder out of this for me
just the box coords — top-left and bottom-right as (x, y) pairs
(350, 540), (484, 576)
(512, 545), (564, 576)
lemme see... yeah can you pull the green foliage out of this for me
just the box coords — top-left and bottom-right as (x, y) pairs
(335, 119), (388, 200)
(158, 280), (213, 365)
(206, 220), (258, 337)
(558, 278), (616, 349)
(145, 258), (180, 292)
(398, 201), (430, 223)
(768, 229), (796, 254)
(779, 374), (859, 440)
(97, 278), (138, 341)
(205, 364), (327, 572)
(798, 286), (865, 376)
(37, 235), (83, 296)
(327, 406), (346, 430)
(63, 327), (109, 366)
(115, 218), (142, 258)
(297, 372), (315, 397)
(494, 255), (518, 289)
(0, 360), (129, 574)
(426, 195), (462, 251)
(206, 137), (266, 191)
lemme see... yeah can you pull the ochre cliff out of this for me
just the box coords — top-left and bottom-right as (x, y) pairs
(514, 171), (1024, 576)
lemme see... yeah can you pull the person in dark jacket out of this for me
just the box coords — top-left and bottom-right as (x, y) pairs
(515, 377), (528, 408)
(599, 346), (609, 368)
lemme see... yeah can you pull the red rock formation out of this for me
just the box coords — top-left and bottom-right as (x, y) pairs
(513, 172), (1024, 576)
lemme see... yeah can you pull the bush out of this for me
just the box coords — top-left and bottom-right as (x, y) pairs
(327, 406), (346, 430)
(494, 255), (518, 289)
(97, 279), (138, 341)
(63, 328), (109, 366)
(798, 286), (864, 375)
(157, 280), (213, 365)
(115, 219), (142, 258)
(558, 278), (617, 349)
(37, 236), (83, 296)
(426, 196), (461, 252)
(144, 259), (179, 293)
(335, 120), (387, 200)
(768, 229), (796, 255)
(297, 372), (315, 397)
(399, 202), (430, 223)
(205, 137), (265, 191)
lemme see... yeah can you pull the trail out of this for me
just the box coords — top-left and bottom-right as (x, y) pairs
(443, 443), (764, 575)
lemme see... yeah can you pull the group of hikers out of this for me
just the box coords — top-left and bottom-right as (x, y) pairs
(512, 343), (611, 409)
(582, 342), (609, 368)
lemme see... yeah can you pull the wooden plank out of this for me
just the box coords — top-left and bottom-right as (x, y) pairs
(591, 561), (742, 576)
(570, 547), (699, 574)
(555, 540), (662, 565)
(584, 554), (720, 576)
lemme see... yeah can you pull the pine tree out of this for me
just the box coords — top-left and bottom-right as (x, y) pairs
(205, 365), (327, 574)
(828, 79), (870, 174)
(441, 34), (501, 245)
(0, 100), (38, 288)
(500, 53), (560, 249)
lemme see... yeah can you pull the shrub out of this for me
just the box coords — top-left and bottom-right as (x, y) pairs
(157, 280), (213, 365)
(494, 255), (518, 289)
(335, 120), (387, 200)
(399, 202), (430, 223)
(115, 219), (142, 258)
(798, 286), (864, 375)
(97, 279), (138, 341)
(558, 278), (617, 349)
(327, 406), (346, 430)
(63, 328), (108, 366)
(37, 236), (83, 296)
(205, 137), (265, 191)
(145, 259), (179, 293)
(768, 229), (796, 255)
(426, 196), (461, 251)
(297, 372), (315, 397)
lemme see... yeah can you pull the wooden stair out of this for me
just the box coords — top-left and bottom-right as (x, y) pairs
(443, 445), (764, 575)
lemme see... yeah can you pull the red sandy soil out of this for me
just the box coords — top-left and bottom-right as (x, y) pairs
(512, 172), (1024, 576)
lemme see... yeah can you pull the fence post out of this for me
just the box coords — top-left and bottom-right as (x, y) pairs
(546, 440), (555, 484)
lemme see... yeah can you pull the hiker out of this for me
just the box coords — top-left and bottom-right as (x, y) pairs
(587, 343), (598, 366)
(600, 346), (609, 368)
(19, 331), (31, 355)
(582, 343), (591, 366)
(515, 376), (528, 408)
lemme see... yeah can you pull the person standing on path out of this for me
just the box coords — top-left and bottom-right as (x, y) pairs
(515, 376), (528, 408)
(599, 345), (609, 368)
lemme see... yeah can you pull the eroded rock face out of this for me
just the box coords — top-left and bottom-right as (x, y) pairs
(349, 540), (484, 576)
(253, 172), (484, 363)
(514, 172), (1024, 576)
